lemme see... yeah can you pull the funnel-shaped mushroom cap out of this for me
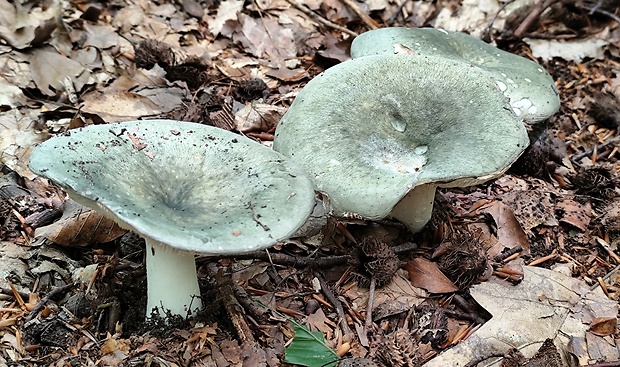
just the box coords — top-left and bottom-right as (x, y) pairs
(29, 120), (315, 255)
(273, 55), (529, 220)
(350, 27), (560, 123)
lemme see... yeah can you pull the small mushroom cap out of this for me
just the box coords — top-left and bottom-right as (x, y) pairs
(350, 27), (560, 123)
(29, 120), (315, 255)
(273, 55), (528, 220)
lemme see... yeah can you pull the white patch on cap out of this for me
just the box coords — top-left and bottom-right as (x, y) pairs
(512, 108), (522, 116)
(527, 105), (538, 115)
(507, 79), (515, 84)
(537, 68), (543, 72)
(525, 78), (532, 83)
(414, 146), (428, 155)
(512, 98), (533, 110)
(361, 136), (427, 175)
(393, 43), (416, 55)
(495, 80), (508, 92)
(438, 29), (449, 35)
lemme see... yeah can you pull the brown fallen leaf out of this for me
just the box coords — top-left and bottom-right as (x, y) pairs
(481, 201), (530, 256)
(406, 257), (458, 294)
(265, 67), (309, 82)
(589, 317), (617, 336)
(556, 199), (591, 231)
(35, 200), (127, 247)
(29, 49), (85, 96)
(501, 189), (558, 233)
(235, 103), (285, 132)
(80, 90), (162, 122)
(233, 13), (297, 66)
(0, 0), (60, 49)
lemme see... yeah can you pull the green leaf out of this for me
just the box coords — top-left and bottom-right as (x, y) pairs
(284, 321), (339, 367)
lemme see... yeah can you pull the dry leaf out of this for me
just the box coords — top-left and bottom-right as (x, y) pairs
(556, 200), (591, 231)
(481, 201), (530, 255)
(235, 103), (285, 132)
(406, 257), (458, 294)
(0, 78), (27, 108)
(501, 189), (558, 233)
(265, 67), (309, 82)
(0, 0), (59, 49)
(306, 308), (333, 339)
(0, 108), (50, 179)
(425, 266), (618, 367)
(589, 317), (617, 336)
(29, 49), (85, 96)
(234, 13), (296, 66)
(208, 0), (244, 36)
(35, 200), (127, 247)
(82, 23), (120, 49)
(80, 91), (162, 121)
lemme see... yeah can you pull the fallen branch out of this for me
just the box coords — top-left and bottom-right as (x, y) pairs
(285, 0), (358, 37)
(315, 272), (353, 336)
(571, 135), (620, 165)
(341, 0), (379, 30)
(513, 0), (560, 38)
(25, 283), (75, 323)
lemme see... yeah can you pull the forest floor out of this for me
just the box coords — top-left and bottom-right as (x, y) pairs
(1, 0), (620, 366)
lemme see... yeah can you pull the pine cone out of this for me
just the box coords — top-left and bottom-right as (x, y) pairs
(375, 329), (422, 367)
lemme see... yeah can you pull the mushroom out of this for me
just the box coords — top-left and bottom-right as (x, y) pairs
(350, 27), (560, 123)
(29, 120), (315, 318)
(273, 55), (529, 233)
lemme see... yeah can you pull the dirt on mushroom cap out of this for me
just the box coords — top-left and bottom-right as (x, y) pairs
(29, 120), (316, 254)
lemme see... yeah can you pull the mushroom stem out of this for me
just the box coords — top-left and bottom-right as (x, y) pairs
(145, 239), (202, 318)
(390, 184), (437, 233)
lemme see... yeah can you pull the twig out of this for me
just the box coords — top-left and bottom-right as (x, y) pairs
(442, 308), (486, 325)
(0, 287), (30, 301)
(340, 0), (379, 30)
(513, 0), (560, 38)
(579, 3), (620, 25)
(212, 266), (256, 344)
(315, 272), (353, 336)
(387, 0), (410, 26)
(363, 277), (376, 343)
(209, 251), (351, 269)
(492, 245), (523, 263)
(571, 135), (620, 165)
(208, 241), (416, 269)
(462, 352), (505, 367)
(285, 0), (358, 37)
(25, 283), (75, 323)
(391, 241), (418, 254)
(481, 0), (516, 41)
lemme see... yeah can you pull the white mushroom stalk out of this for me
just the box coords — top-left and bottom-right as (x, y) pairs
(274, 55), (530, 232)
(146, 240), (201, 316)
(390, 184), (437, 233)
(29, 120), (316, 319)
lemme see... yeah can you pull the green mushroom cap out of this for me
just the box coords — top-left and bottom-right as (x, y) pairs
(351, 27), (560, 123)
(273, 55), (529, 226)
(29, 120), (315, 255)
